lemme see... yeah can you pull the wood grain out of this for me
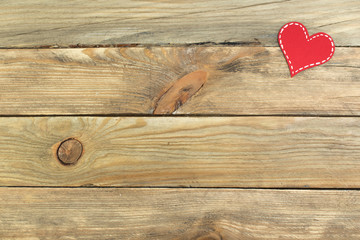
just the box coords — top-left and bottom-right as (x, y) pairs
(0, 0), (359, 47)
(2, 116), (360, 188)
(153, 70), (208, 114)
(2, 1), (358, 238)
(1, 188), (360, 239)
(0, 47), (359, 115)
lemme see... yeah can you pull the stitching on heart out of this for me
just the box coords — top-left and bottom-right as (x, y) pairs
(278, 22), (335, 76)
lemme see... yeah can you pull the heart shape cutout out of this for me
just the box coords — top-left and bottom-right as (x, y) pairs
(278, 22), (335, 77)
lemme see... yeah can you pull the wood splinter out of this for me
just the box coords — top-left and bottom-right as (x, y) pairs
(153, 70), (208, 114)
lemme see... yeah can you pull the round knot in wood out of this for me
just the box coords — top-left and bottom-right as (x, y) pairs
(57, 138), (83, 165)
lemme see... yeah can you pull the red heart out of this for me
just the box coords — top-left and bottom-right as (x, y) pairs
(278, 22), (335, 77)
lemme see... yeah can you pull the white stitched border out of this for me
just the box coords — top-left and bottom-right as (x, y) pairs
(278, 22), (335, 76)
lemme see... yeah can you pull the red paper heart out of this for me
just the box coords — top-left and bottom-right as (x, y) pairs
(278, 22), (335, 77)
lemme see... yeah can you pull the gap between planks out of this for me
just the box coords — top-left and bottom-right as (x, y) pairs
(3, 186), (360, 191)
(1, 43), (360, 50)
(5, 114), (360, 118)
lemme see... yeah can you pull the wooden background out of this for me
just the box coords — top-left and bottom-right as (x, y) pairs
(1, 0), (360, 239)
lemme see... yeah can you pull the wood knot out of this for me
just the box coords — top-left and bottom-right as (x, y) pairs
(57, 138), (83, 165)
(153, 70), (208, 114)
(196, 232), (222, 240)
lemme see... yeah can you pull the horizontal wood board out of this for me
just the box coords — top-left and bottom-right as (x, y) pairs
(1, 188), (360, 239)
(0, 0), (359, 47)
(1, 116), (360, 188)
(0, 47), (359, 115)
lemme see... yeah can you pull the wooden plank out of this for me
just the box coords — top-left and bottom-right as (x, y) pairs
(1, 116), (360, 188)
(0, 0), (358, 48)
(0, 47), (359, 115)
(1, 188), (360, 239)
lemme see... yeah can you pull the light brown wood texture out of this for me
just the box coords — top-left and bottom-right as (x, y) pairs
(0, 47), (359, 115)
(2, 1), (359, 238)
(2, 116), (360, 188)
(1, 188), (360, 239)
(0, 0), (359, 48)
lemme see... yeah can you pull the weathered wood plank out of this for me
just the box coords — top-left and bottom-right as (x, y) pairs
(1, 116), (360, 188)
(0, 47), (359, 115)
(1, 188), (360, 239)
(0, 0), (359, 47)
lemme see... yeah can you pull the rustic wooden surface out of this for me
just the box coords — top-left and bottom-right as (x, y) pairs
(1, 0), (359, 238)
(0, 0), (359, 48)
(1, 116), (360, 188)
(2, 188), (360, 240)
(0, 47), (359, 115)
